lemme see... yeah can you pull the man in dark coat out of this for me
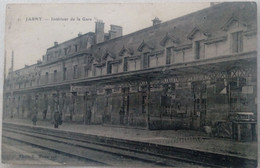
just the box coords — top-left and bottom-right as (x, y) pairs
(119, 107), (124, 125)
(85, 106), (92, 125)
(42, 109), (47, 119)
(54, 111), (61, 128)
(32, 113), (37, 126)
(32, 104), (38, 125)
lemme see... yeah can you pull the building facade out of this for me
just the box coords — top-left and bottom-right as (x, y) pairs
(4, 2), (257, 130)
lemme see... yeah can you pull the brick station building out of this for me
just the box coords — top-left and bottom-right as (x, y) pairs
(4, 2), (257, 130)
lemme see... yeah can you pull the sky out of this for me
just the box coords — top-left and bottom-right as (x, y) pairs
(5, 2), (210, 71)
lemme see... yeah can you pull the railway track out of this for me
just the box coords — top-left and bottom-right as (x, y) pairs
(2, 122), (257, 167)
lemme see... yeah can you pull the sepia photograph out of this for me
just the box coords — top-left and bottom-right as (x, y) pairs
(1, 1), (258, 167)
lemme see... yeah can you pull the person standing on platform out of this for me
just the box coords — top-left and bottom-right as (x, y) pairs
(32, 113), (37, 126)
(32, 103), (38, 125)
(42, 109), (47, 119)
(119, 107), (124, 125)
(54, 110), (62, 128)
(85, 106), (92, 125)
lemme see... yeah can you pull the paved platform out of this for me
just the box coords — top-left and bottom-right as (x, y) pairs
(3, 118), (257, 160)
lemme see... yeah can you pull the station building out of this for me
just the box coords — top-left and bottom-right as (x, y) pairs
(4, 2), (257, 130)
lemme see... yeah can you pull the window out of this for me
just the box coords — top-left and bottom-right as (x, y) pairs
(63, 68), (67, 80)
(64, 48), (68, 55)
(195, 41), (200, 59)
(166, 47), (172, 64)
(232, 31), (243, 53)
(107, 62), (112, 74)
(73, 65), (78, 79)
(37, 75), (40, 86)
(194, 40), (205, 59)
(45, 72), (49, 83)
(134, 59), (138, 70)
(93, 66), (96, 76)
(55, 51), (58, 58)
(100, 66), (104, 75)
(54, 70), (57, 82)
(84, 66), (89, 77)
(143, 53), (150, 69)
(75, 44), (78, 52)
(124, 58), (128, 72)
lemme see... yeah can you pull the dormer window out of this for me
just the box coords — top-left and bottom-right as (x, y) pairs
(195, 41), (200, 59)
(45, 72), (49, 83)
(107, 62), (112, 74)
(73, 65), (78, 79)
(166, 47), (172, 64)
(64, 48), (68, 55)
(54, 70), (57, 82)
(124, 58), (128, 72)
(143, 53), (150, 69)
(55, 51), (58, 58)
(84, 66), (89, 77)
(194, 41), (205, 60)
(232, 31), (243, 53)
(63, 68), (67, 80)
(75, 44), (78, 52)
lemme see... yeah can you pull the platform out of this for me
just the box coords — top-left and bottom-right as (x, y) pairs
(3, 118), (257, 161)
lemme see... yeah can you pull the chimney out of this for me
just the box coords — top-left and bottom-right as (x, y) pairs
(78, 32), (82, 37)
(152, 17), (161, 26)
(95, 20), (105, 44)
(109, 25), (123, 40)
(54, 41), (58, 46)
